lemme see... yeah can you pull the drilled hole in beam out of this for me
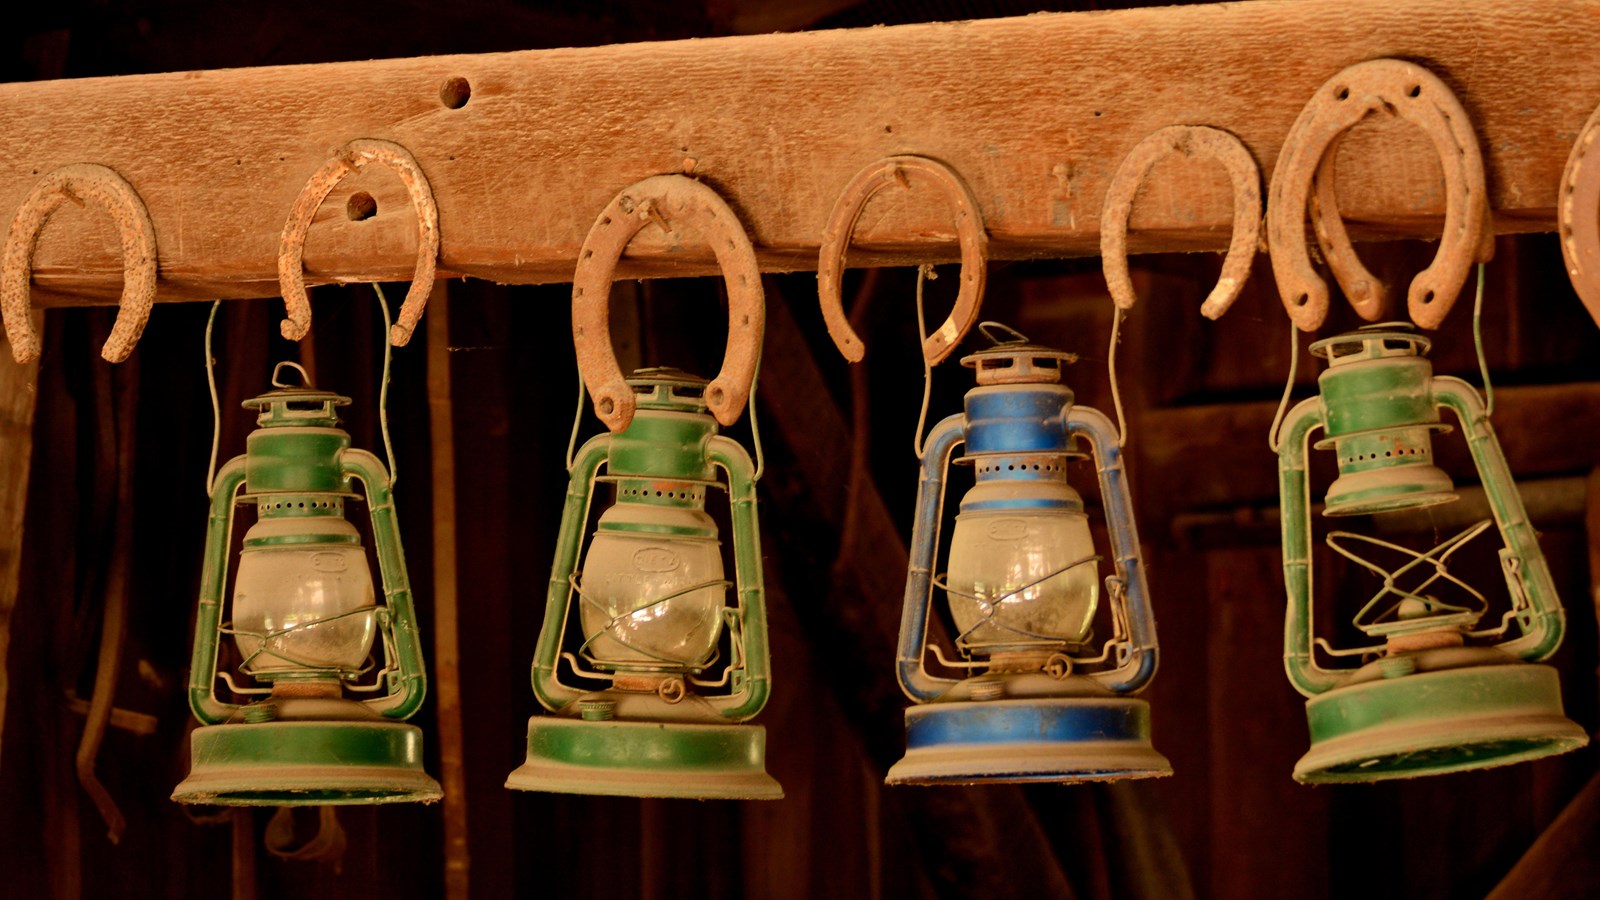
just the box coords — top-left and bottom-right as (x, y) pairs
(440, 76), (471, 109)
(346, 192), (378, 221)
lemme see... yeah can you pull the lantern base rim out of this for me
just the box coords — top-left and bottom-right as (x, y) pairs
(887, 696), (1172, 785)
(506, 717), (783, 800)
(172, 720), (442, 806)
(1295, 663), (1589, 783)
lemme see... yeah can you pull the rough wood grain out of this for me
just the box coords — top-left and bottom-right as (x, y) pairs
(0, 0), (1596, 308)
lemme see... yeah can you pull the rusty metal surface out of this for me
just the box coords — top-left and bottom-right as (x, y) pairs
(1561, 100), (1600, 329)
(1101, 125), (1261, 319)
(0, 163), (156, 363)
(572, 174), (763, 432)
(1268, 59), (1492, 331)
(276, 139), (439, 346)
(817, 155), (987, 364)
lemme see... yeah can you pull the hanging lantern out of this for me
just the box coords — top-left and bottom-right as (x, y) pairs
(506, 174), (778, 800)
(173, 363), (440, 805)
(1276, 324), (1588, 783)
(889, 323), (1170, 785)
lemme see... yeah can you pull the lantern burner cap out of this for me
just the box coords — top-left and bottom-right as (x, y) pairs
(1311, 323), (1432, 367)
(960, 321), (1077, 386)
(627, 367), (711, 412)
(242, 362), (350, 426)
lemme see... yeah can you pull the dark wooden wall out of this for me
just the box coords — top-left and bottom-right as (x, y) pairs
(3, 3), (1599, 899)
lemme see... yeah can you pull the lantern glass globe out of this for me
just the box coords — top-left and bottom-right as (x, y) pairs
(946, 508), (1099, 653)
(232, 516), (378, 674)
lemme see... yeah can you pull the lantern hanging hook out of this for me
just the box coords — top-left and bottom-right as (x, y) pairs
(816, 154), (989, 366)
(1558, 99), (1600, 330)
(1, 163), (158, 364)
(1267, 58), (1493, 331)
(1100, 125), (1262, 449)
(277, 138), (439, 346)
(571, 174), (764, 433)
(1100, 124), (1262, 320)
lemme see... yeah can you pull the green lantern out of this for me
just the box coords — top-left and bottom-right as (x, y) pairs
(1276, 324), (1588, 783)
(173, 363), (440, 806)
(506, 174), (778, 799)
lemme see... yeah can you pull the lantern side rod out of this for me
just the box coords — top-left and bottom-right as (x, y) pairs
(532, 435), (609, 713)
(342, 448), (426, 719)
(705, 435), (769, 721)
(1433, 377), (1566, 662)
(1277, 396), (1349, 697)
(189, 456), (248, 725)
(896, 413), (966, 703)
(1066, 405), (1157, 693)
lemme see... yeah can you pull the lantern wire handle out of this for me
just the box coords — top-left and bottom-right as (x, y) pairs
(372, 284), (398, 487)
(1267, 320), (1302, 453)
(1472, 262), (1494, 417)
(565, 368), (587, 472)
(1107, 305), (1128, 447)
(748, 345), (766, 482)
(912, 264), (936, 460)
(204, 299), (222, 496)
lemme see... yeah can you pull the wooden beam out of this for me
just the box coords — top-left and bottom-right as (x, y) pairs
(0, 0), (1595, 307)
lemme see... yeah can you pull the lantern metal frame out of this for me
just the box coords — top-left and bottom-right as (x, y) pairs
(1276, 324), (1588, 783)
(888, 326), (1170, 785)
(506, 173), (779, 800)
(173, 363), (439, 806)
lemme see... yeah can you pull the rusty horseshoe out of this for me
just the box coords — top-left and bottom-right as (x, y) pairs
(277, 139), (439, 346)
(817, 155), (987, 365)
(1101, 126), (1261, 319)
(1, 163), (157, 364)
(1268, 59), (1492, 331)
(1560, 99), (1600, 330)
(571, 175), (763, 433)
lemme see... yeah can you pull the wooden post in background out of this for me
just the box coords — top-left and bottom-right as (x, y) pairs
(0, 312), (41, 769)
(426, 282), (470, 899)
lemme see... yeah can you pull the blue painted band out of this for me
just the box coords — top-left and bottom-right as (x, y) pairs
(963, 386), (1071, 455)
(904, 698), (1151, 749)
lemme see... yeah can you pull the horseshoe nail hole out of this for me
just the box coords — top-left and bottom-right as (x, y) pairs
(1092, 110), (1103, 117)
(439, 77), (471, 109)
(1406, 84), (1421, 98)
(598, 397), (615, 415)
(884, 124), (893, 133)
(707, 386), (725, 406)
(1295, 292), (1309, 307)
(1335, 86), (1350, 101)
(346, 192), (378, 221)
(1422, 290), (1435, 305)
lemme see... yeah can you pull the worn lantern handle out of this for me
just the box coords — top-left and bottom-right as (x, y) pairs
(1560, 99), (1600, 331)
(817, 155), (988, 365)
(1101, 125), (1261, 319)
(277, 139), (439, 346)
(572, 174), (764, 433)
(1, 163), (158, 364)
(1268, 59), (1493, 331)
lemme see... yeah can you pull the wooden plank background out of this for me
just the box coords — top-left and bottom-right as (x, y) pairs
(0, 0), (1596, 307)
